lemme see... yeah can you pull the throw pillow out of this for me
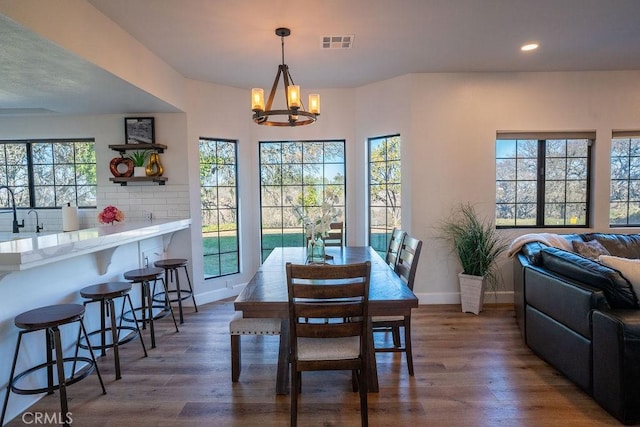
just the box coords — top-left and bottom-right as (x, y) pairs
(573, 239), (611, 259)
(598, 255), (640, 301)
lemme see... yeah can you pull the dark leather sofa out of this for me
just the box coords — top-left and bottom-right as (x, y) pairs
(514, 233), (640, 425)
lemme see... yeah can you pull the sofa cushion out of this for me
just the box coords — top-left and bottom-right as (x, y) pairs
(572, 239), (611, 259)
(582, 233), (640, 259)
(598, 255), (640, 303)
(540, 247), (638, 309)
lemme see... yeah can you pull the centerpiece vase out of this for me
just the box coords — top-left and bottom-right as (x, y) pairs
(307, 236), (326, 263)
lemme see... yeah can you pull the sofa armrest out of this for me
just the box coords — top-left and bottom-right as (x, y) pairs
(592, 309), (640, 425)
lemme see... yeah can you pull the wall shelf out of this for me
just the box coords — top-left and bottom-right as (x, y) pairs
(109, 176), (167, 186)
(108, 143), (167, 153)
(109, 143), (167, 185)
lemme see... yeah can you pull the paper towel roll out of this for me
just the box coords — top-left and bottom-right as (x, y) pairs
(62, 204), (79, 232)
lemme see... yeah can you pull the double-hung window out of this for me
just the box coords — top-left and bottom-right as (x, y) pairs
(0, 139), (96, 208)
(259, 140), (346, 262)
(199, 138), (239, 279)
(495, 132), (593, 228)
(368, 134), (401, 257)
(610, 131), (640, 226)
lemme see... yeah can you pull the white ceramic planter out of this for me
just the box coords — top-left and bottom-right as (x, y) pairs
(459, 272), (486, 315)
(133, 166), (146, 177)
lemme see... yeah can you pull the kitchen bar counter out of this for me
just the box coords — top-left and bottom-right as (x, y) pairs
(0, 218), (191, 272)
(0, 217), (192, 424)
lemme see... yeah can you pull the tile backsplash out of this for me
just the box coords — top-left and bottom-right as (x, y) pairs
(0, 183), (190, 234)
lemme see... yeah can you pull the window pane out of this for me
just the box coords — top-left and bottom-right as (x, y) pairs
(517, 158), (537, 180)
(496, 140), (516, 158)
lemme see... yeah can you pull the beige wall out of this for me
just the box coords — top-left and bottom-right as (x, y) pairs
(3, 2), (640, 305)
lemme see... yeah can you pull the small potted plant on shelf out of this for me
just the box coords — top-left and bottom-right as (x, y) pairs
(439, 202), (508, 315)
(127, 150), (150, 177)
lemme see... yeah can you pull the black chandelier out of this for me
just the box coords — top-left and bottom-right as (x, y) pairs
(251, 28), (320, 127)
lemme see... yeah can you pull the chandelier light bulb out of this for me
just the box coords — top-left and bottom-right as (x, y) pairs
(251, 88), (265, 111)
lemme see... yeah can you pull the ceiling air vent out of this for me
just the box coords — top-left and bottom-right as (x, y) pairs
(321, 35), (354, 49)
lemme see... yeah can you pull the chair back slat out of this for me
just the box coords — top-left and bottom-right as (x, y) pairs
(288, 263), (366, 280)
(291, 282), (366, 300)
(295, 301), (364, 319)
(385, 228), (406, 269)
(297, 321), (363, 339)
(395, 235), (423, 291)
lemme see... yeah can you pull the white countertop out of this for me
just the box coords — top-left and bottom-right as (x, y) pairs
(0, 218), (191, 271)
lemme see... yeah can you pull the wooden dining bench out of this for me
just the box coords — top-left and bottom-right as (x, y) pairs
(229, 312), (282, 382)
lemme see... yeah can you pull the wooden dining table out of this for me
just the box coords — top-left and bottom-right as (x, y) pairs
(234, 246), (419, 394)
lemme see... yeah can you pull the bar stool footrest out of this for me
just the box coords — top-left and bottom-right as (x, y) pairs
(78, 326), (140, 351)
(122, 306), (172, 324)
(10, 357), (97, 395)
(152, 290), (193, 304)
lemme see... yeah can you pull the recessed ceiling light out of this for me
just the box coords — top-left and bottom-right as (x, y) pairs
(521, 43), (539, 52)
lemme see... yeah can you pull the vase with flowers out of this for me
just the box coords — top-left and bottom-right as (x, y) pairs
(288, 194), (340, 264)
(98, 205), (124, 225)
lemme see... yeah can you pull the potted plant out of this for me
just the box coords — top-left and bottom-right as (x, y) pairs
(127, 150), (150, 177)
(439, 203), (508, 314)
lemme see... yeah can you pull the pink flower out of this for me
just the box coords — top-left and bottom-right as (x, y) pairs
(98, 205), (124, 224)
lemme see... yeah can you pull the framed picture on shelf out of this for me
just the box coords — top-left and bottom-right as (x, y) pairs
(124, 117), (155, 144)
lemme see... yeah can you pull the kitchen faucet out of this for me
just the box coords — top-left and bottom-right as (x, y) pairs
(0, 185), (25, 233)
(28, 209), (43, 233)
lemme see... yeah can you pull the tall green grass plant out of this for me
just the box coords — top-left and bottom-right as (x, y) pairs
(439, 203), (508, 292)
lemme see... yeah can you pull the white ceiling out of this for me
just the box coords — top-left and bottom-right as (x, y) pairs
(2, 0), (640, 115)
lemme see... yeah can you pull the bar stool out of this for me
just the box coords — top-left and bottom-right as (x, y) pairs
(153, 258), (198, 324)
(1, 304), (106, 427)
(123, 267), (179, 349)
(78, 282), (148, 380)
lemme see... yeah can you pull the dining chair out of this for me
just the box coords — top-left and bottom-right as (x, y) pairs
(286, 261), (371, 427)
(384, 228), (406, 269)
(372, 234), (422, 375)
(324, 221), (344, 246)
(305, 221), (344, 247)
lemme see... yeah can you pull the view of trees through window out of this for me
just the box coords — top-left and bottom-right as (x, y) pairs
(368, 134), (401, 257)
(496, 133), (592, 227)
(199, 138), (239, 279)
(259, 140), (345, 262)
(0, 140), (96, 208)
(610, 132), (640, 226)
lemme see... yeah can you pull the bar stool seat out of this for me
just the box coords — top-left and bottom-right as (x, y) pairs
(1, 304), (106, 427)
(79, 282), (148, 380)
(123, 267), (179, 349)
(153, 258), (198, 324)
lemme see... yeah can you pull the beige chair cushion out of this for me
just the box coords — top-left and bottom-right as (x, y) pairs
(229, 311), (281, 335)
(297, 336), (360, 361)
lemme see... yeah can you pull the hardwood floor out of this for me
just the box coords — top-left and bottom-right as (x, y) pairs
(4, 301), (622, 426)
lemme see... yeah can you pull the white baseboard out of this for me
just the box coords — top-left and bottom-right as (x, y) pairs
(192, 286), (514, 307)
(414, 291), (514, 305)
(193, 282), (246, 306)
